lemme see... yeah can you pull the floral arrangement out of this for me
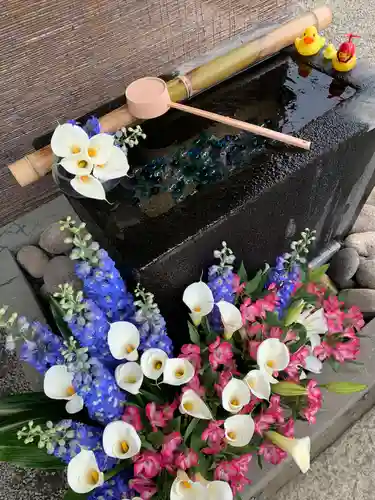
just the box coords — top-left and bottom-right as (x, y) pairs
(0, 222), (366, 500)
(50, 117), (145, 200)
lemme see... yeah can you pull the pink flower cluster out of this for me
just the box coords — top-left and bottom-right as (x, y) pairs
(179, 344), (202, 371)
(159, 432), (198, 473)
(130, 477), (157, 499)
(300, 379), (322, 424)
(201, 420), (226, 455)
(209, 336), (234, 371)
(254, 395), (284, 435)
(284, 346), (309, 381)
(214, 454), (253, 494)
(145, 399), (179, 432)
(122, 406), (143, 431)
(240, 292), (278, 325)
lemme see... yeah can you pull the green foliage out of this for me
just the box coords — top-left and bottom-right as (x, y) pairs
(237, 262), (248, 283)
(187, 321), (200, 345)
(48, 296), (73, 341)
(184, 418), (199, 444)
(244, 269), (263, 295)
(308, 264), (329, 283)
(288, 324), (307, 353)
(64, 490), (88, 500)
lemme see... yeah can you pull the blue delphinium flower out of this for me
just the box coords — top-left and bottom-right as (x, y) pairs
(133, 285), (174, 356)
(207, 241), (236, 330)
(83, 116), (101, 138)
(89, 469), (134, 500)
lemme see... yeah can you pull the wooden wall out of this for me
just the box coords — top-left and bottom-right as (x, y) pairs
(0, 0), (296, 225)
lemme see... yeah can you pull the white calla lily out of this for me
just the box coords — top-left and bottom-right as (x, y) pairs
(60, 155), (93, 176)
(44, 365), (84, 414)
(265, 431), (310, 473)
(171, 470), (205, 500)
(206, 480), (233, 500)
(257, 338), (290, 384)
(163, 358), (195, 386)
(224, 414), (255, 447)
(297, 308), (328, 347)
(140, 348), (168, 380)
(216, 300), (243, 339)
(67, 449), (104, 494)
(103, 421), (141, 459)
(107, 321), (140, 361)
(115, 362), (143, 394)
(304, 353), (323, 374)
(244, 369), (271, 400)
(86, 133), (114, 164)
(70, 175), (106, 200)
(51, 123), (89, 159)
(93, 146), (130, 181)
(182, 281), (214, 326)
(180, 390), (213, 420)
(222, 378), (251, 414)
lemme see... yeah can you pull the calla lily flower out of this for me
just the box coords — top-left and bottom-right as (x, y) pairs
(107, 321), (140, 361)
(70, 175), (106, 200)
(43, 365), (84, 414)
(180, 389), (213, 420)
(224, 414), (255, 447)
(222, 378), (251, 414)
(103, 421), (141, 459)
(163, 358), (195, 386)
(265, 431), (310, 473)
(182, 282), (214, 326)
(257, 338), (290, 384)
(297, 307), (328, 348)
(67, 449), (104, 494)
(93, 145), (130, 181)
(170, 470), (205, 500)
(115, 362), (144, 394)
(216, 301), (243, 339)
(51, 123), (90, 159)
(140, 348), (168, 380)
(244, 369), (271, 400)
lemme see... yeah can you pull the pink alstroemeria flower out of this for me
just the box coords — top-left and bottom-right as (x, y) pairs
(133, 451), (162, 479)
(129, 477), (157, 499)
(122, 405), (143, 432)
(209, 336), (234, 371)
(174, 449), (199, 470)
(178, 344), (202, 371)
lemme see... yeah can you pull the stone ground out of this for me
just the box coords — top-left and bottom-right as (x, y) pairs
(276, 2), (375, 499)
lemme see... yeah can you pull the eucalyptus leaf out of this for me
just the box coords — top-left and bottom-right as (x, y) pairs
(187, 322), (200, 345)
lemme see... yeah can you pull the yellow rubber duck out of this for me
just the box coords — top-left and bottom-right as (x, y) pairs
(295, 26), (326, 56)
(323, 43), (337, 60)
(332, 34), (360, 72)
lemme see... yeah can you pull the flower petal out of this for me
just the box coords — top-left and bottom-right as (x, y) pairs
(257, 338), (290, 383)
(180, 389), (213, 419)
(93, 146), (130, 181)
(67, 449), (104, 494)
(103, 420), (141, 459)
(304, 355), (323, 374)
(182, 282), (214, 322)
(302, 308), (328, 336)
(66, 394), (84, 414)
(70, 175), (106, 200)
(88, 133), (114, 164)
(163, 358), (195, 386)
(107, 321), (140, 361)
(51, 123), (89, 159)
(224, 414), (255, 447)
(216, 301), (243, 339)
(115, 362), (144, 394)
(140, 348), (168, 380)
(244, 369), (270, 400)
(222, 378), (251, 414)
(60, 156), (93, 176)
(44, 365), (74, 400)
(207, 481), (233, 500)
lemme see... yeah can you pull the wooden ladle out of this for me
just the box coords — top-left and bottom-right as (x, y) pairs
(126, 77), (311, 151)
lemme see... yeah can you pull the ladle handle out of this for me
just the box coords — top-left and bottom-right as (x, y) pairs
(169, 102), (311, 151)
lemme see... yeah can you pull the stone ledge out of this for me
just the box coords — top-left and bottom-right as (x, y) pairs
(244, 317), (375, 499)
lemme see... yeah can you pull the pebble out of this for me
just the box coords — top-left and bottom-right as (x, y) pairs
(39, 222), (73, 255)
(16, 245), (49, 278)
(345, 232), (375, 257)
(350, 204), (375, 234)
(43, 256), (81, 295)
(356, 259), (375, 288)
(340, 288), (375, 313)
(328, 248), (360, 286)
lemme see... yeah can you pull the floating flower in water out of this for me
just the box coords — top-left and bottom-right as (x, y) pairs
(67, 449), (104, 494)
(107, 321), (140, 361)
(257, 338), (290, 384)
(43, 365), (84, 414)
(183, 281), (214, 325)
(102, 421), (141, 459)
(115, 362), (144, 394)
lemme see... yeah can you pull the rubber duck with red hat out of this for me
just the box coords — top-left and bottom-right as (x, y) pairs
(332, 34), (360, 72)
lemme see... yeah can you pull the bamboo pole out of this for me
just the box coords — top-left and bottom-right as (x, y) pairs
(9, 5), (332, 187)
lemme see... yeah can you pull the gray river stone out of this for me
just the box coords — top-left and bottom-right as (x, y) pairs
(345, 231), (375, 257)
(329, 248), (360, 286)
(16, 245), (50, 278)
(356, 259), (375, 289)
(43, 256), (81, 294)
(350, 204), (375, 234)
(39, 222), (73, 255)
(340, 288), (375, 313)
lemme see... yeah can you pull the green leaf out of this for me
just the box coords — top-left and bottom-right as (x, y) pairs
(184, 418), (199, 444)
(147, 431), (164, 448)
(64, 490), (88, 500)
(245, 270), (262, 295)
(237, 262), (248, 283)
(328, 358), (340, 372)
(0, 442), (65, 469)
(257, 454), (263, 470)
(140, 390), (163, 404)
(265, 311), (284, 328)
(49, 296), (73, 341)
(321, 382), (367, 394)
(289, 324), (307, 353)
(187, 322), (200, 345)
(190, 421), (206, 452)
(0, 392), (65, 416)
(308, 264), (330, 283)
(171, 416), (181, 433)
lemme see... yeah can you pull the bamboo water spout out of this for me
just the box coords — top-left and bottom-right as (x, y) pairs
(9, 5), (332, 187)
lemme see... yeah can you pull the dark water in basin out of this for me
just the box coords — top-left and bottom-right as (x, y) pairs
(77, 54), (355, 237)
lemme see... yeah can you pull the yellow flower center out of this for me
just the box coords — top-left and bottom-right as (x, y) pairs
(230, 398), (240, 407)
(125, 376), (137, 384)
(154, 360), (162, 370)
(88, 147), (97, 158)
(175, 369), (185, 379)
(247, 379), (256, 389)
(77, 160), (88, 168)
(96, 164), (105, 168)
(66, 385), (76, 396)
(181, 481), (192, 489)
(267, 360), (275, 369)
(88, 468), (99, 485)
(193, 306), (202, 313)
(125, 344), (135, 354)
(71, 145), (81, 154)
(121, 440), (129, 453)
(183, 401), (194, 412)
(80, 175), (90, 183)
(227, 431), (237, 440)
